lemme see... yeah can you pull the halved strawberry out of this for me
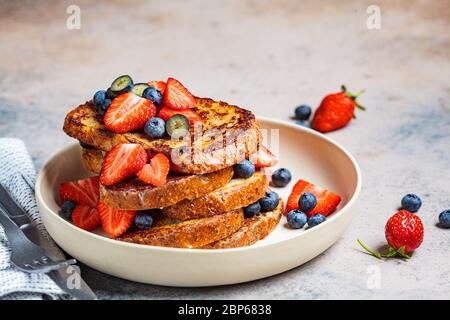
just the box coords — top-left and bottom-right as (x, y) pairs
(59, 176), (99, 207)
(100, 143), (148, 186)
(250, 145), (278, 168)
(136, 153), (170, 187)
(72, 205), (101, 231)
(97, 202), (136, 238)
(104, 92), (156, 133)
(147, 81), (166, 94)
(157, 106), (201, 125)
(285, 179), (341, 217)
(162, 77), (196, 110)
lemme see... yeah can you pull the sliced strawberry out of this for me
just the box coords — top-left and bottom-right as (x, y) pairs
(162, 77), (196, 110)
(104, 92), (156, 133)
(158, 106), (201, 125)
(136, 153), (170, 187)
(97, 202), (136, 238)
(100, 143), (148, 186)
(147, 81), (166, 94)
(72, 205), (101, 231)
(59, 176), (99, 207)
(285, 179), (341, 217)
(250, 145), (278, 168)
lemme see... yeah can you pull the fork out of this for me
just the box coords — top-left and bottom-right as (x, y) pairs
(0, 206), (76, 273)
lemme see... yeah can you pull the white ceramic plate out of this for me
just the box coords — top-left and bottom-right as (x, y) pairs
(36, 118), (361, 287)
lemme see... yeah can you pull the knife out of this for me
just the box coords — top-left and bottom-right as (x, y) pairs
(0, 183), (97, 300)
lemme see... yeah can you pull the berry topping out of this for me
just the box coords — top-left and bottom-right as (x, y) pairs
(259, 191), (279, 212)
(287, 210), (308, 229)
(157, 106), (201, 125)
(144, 117), (166, 139)
(97, 202), (136, 238)
(131, 83), (150, 97)
(294, 105), (312, 121)
(110, 75), (133, 95)
(162, 77), (196, 110)
(59, 176), (100, 207)
(100, 143), (148, 186)
(233, 159), (255, 179)
(147, 80), (166, 94)
(59, 200), (76, 220)
(299, 192), (317, 213)
(249, 145), (278, 168)
(143, 87), (163, 107)
(136, 153), (170, 187)
(286, 179), (341, 217)
(104, 92), (156, 133)
(271, 168), (292, 187)
(243, 201), (261, 218)
(72, 205), (101, 231)
(165, 114), (190, 138)
(308, 214), (326, 228)
(401, 194), (422, 213)
(134, 212), (154, 230)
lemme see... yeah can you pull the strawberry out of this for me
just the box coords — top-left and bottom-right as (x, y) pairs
(97, 202), (136, 238)
(136, 153), (170, 187)
(358, 210), (424, 259)
(286, 179), (341, 217)
(100, 143), (148, 186)
(162, 77), (196, 110)
(72, 205), (101, 231)
(250, 145), (278, 168)
(104, 92), (156, 133)
(157, 106), (201, 125)
(311, 85), (365, 133)
(147, 80), (166, 94)
(59, 176), (100, 207)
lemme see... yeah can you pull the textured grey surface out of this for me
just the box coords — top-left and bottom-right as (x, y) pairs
(0, 0), (449, 299)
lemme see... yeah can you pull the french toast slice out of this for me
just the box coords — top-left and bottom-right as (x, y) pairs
(162, 171), (268, 220)
(202, 200), (283, 249)
(118, 209), (244, 248)
(80, 147), (104, 174)
(64, 97), (260, 174)
(99, 166), (233, 210)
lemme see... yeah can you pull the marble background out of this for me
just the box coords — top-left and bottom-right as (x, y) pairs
(0, 0), (449, 299)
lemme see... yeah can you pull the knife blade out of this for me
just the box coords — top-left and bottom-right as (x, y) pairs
(0, 183), (97, 300)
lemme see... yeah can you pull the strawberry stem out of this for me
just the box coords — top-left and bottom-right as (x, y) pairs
(357, 239), (382, 259)
(341, 84), (366, 111)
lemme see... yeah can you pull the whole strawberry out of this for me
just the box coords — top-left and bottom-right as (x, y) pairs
(358, 210), (424, 259)
(311, 85), (365, 133)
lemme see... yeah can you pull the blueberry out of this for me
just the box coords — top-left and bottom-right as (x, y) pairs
(134, 212), (154, 230)
(96, 98), (111, 116)
(59, 200), (76, 220)
(233, 159), (255, 179)
(308, 214), (326, 227)
(143, 87), (163, 106)
(438, 210), (450, 228)
(299, 192), (317, 213)
(296, 120), (311, 128)
(271, 168), (292, 187)
(93, 90), (107, 106)
(295, 105), (312, 121)
(401, 194), (422, 213)
(287, 210), (308, 229)
(144, 117), (166, 139)
(243, 201), (261, 218)
(259, 191), (279, 212)
(79, 141), (94, 149)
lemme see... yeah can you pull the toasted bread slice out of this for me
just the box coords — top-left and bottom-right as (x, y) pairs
(64, 97), (260, 174)
(202, 200), (284, 249)
(162, 171), (268, 220)
(99, 166), (233, 210)
(118, 209), (244, 248)
(80, 147), (104, 174)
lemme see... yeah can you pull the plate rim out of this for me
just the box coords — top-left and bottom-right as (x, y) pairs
(36, 116), (362, 254)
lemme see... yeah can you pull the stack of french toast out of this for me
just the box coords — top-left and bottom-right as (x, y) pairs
(61, 76), (284, 249)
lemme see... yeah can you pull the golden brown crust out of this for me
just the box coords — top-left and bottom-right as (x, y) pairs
(63, 97), (260, 174)
(162, 171), (268, 220)
(118, 209), (244, 248)
(99, 167), (233, 210)
(80, 148), (104, 174)
(202, 200), (284, 249)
